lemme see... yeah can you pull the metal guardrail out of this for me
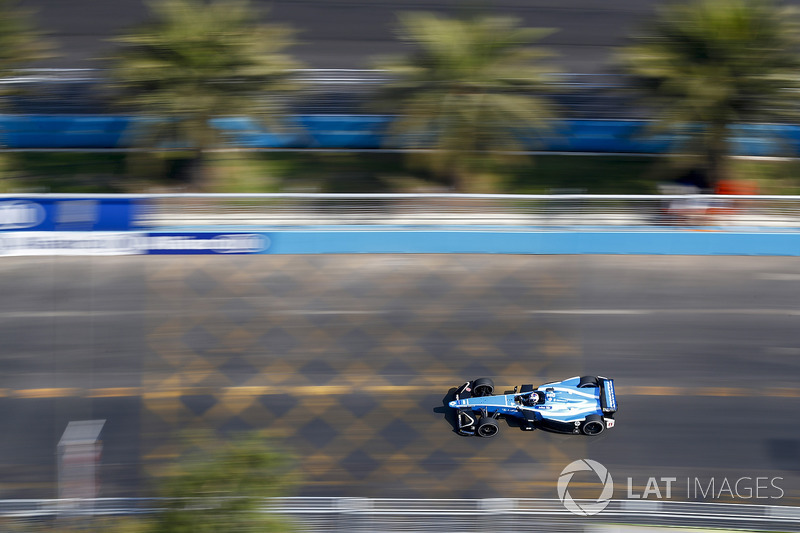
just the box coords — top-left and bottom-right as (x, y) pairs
(4, 69), (635, 118)
(2, 498), (800, 531)
(3, 192), (798, 230)
(127, 193), (800, 230)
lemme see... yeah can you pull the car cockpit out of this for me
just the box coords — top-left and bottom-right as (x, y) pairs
(515, 390), (544, 406)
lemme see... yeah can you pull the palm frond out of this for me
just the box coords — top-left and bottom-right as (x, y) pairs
(372, 12), (561, 190)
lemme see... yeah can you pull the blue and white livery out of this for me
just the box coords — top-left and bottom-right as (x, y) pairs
(448, 376), (617, 437)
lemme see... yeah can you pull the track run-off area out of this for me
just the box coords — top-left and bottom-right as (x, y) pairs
(1, 254), (798, 507)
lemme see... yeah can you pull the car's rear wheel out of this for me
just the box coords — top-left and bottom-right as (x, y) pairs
(582, 414), (605, 436)
(578, 376), (599, 388)
(476, 417), (499, 438)
(472, 377), (495, 397)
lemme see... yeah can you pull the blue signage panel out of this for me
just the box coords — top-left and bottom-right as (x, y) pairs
(0, 198), (142, 231)
(146, 233), (270, 254)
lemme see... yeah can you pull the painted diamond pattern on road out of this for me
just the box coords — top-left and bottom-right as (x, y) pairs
(142, 255), (582, 498)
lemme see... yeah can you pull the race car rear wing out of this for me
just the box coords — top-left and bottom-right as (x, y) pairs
(600, 378), (617, 414)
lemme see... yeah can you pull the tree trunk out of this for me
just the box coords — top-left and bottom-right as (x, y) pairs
(704, 125), (729, 191)
(166, 150), (208, 191)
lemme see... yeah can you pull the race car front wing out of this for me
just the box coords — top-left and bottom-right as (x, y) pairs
(454, 382), (477, 435)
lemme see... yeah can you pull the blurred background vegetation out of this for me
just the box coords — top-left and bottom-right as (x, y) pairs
(109, 0), (304, 191)
(1, 0), (800, 194)
(1, 431), (297, 533)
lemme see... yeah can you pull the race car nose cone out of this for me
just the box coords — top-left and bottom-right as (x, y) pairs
(448, 400), (457, 408)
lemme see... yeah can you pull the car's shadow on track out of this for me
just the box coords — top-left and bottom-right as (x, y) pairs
(433, 388), (460, 434)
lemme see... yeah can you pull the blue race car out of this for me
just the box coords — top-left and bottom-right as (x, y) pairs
(448, 376), (617, 437)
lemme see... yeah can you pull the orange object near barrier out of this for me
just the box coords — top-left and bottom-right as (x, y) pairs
(709, 180), (759, 217)
(715, 180), (759, 195)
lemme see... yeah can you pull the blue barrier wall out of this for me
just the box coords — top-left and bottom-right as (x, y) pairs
(3, 114), (800, 155)
(0, 115), (131, 149)
(255, 230), (800, 256)
(0, 229), (798, 256)
(0, 197), (796, 255)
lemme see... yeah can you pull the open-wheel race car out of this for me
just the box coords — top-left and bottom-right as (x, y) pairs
(448, 376), (617, 437)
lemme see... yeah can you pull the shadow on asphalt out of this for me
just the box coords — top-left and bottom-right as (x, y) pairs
(433, 387), (460, 434)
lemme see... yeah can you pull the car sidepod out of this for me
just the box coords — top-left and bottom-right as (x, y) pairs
(534, 376), (616, 435)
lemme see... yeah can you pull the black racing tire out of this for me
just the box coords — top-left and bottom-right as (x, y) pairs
(472, 377), (495, 397)
(578, 376), (600, 388)
(476, 417), (500, 438)
(582, 414), (605, 436)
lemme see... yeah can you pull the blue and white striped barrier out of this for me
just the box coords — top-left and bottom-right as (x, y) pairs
(0, 194), (798, 256)
(0, 230), (798, 256)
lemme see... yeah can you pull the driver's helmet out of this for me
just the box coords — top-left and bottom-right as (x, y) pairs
(528, 392), (541, 406)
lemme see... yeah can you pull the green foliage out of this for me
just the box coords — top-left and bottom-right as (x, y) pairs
(109, 0), (303, 188)
(0, 434), (296, 533)
(0, 0), (51, 102)
(619, 0), (800, 185)
(505, 155), (660, 194)
(148, 431), (296, 533)
(373, 12), (561, 191)
(0, 152), (128, 193)
(0, 0), (50, 187)
(729, 157), (800, 194)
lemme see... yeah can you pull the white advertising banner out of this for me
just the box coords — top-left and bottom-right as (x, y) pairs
(0, 232), (147, 256)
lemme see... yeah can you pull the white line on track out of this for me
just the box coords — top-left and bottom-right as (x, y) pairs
(756, 273), (800, 281)
(529, 309), (652, 315)
(0, 310), (146, 318)
(0, 308), (798, 319)
(527, 309), (800, 315)
(282, 310), (380, 315)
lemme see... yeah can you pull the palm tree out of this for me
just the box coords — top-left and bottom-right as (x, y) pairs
(110, 0), (303, 188)
(373, 12), (561, 192)
(619, 0), (800, 188)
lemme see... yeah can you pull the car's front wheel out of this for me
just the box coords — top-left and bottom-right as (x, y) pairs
(582, 414), (605, 436)
(476, 417), (499, 438)
(472, 377), (494, 397)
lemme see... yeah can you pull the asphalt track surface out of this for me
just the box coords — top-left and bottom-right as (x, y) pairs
(19, 0), (681, 73)
(1, 254), (799, 506)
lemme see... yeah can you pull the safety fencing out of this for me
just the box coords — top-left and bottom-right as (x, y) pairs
(0, 193), (799, 255)
(134, 193), (800, 229)
(3, 193), (800, 229)
(2, 498), (800, 532)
